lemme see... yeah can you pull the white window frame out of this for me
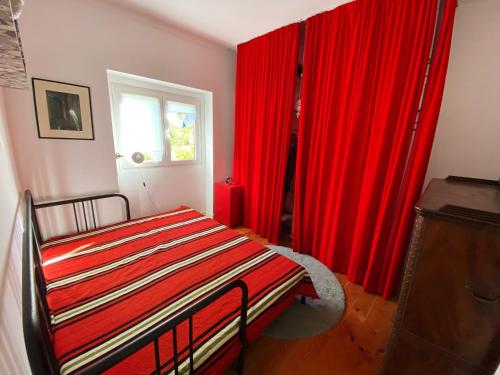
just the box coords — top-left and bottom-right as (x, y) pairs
(109, 80), (204, 170)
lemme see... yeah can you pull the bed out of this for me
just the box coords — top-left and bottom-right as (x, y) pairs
(23, 190), (317, 375)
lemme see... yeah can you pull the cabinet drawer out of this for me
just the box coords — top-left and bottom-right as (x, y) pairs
(402, 218), (500, 372)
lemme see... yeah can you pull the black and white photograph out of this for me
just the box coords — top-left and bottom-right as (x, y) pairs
(32, 78), (94, 139)
(46, 90), (83, 131)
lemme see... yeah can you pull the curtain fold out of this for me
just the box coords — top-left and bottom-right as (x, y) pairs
(233, 24), (300, 244)
(380, 0), (457, 298)
(293, 0), (456, 297)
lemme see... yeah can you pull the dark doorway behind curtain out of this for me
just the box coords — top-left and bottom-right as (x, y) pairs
(293, 0), (456, 298)
(233, 24), (300, 244)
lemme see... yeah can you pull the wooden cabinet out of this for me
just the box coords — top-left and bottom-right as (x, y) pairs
(382, 177), (500, 375)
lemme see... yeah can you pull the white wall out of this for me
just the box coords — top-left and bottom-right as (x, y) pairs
(0, 88), (30, 374)
(426, 0), (500, 184)
(4, 0), (235, 232)
(0, 90), (20, 270)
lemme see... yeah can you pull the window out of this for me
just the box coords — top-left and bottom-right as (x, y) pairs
(166, 101), (197, 162)
(110, 83), (202, 168)
(119, 93), (164, 163)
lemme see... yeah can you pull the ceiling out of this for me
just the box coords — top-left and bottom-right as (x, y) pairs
(104, 0), (353, 47)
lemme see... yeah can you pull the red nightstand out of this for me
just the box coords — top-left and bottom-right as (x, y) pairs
(214, 182), (244, 227)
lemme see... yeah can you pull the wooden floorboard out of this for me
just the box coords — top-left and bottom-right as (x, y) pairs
(226, 227), (397, 375)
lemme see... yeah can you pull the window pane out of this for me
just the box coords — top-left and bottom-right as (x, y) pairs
(119, 94), (164, 163)
(166, 101), (196, 161)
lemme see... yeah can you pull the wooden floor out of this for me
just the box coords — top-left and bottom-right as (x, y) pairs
(228, 227), (397, 375)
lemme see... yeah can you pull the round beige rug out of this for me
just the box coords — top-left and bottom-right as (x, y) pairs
(263, 245), (346, 339)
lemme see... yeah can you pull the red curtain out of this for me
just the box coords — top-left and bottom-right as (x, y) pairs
(233, 24), (300, 243)
(293, 0), (456, 297)
(380, 0), (457, 297)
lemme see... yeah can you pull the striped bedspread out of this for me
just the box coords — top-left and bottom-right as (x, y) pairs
(41, 206), (316, 375)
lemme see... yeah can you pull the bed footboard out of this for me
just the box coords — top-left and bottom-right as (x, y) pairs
(89, 279), (249, 375)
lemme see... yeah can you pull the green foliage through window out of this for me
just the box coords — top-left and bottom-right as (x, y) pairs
(169, 126), (195, 161)
(166, 102), (197, 162)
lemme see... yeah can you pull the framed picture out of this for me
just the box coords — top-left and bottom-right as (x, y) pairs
(32, 78), (94, 140)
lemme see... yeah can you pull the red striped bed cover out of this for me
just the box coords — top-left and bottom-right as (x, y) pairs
(40, 206), (317, 374)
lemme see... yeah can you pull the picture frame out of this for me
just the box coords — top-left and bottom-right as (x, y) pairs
(32, 78), (95, 140)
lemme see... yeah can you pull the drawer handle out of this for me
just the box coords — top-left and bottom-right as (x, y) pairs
(464, 283), (499, 304)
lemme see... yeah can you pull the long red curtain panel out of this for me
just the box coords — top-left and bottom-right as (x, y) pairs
(293, 0), (456, 298)
(214, 181), (244, 227)
(232, 23), (300, 243)
(379, 0), (457, 298)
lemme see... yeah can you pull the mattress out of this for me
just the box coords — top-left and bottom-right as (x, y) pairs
(41, 206), (316, 375)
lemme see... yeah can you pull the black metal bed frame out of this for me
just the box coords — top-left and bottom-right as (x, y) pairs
(22, 190), (249, 375)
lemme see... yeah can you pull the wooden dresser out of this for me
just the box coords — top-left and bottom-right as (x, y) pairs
(382, 176), (500, 375)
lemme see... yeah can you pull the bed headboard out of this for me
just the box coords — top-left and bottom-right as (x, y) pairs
(22, 190), (131, 374)
(30, 191), (131, 243)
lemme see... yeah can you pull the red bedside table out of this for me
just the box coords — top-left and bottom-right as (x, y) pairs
(214, 181), (244, 227)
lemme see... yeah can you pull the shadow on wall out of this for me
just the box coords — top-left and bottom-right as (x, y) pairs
(29, 149), (125, 239)
(0, 201), (30, 374)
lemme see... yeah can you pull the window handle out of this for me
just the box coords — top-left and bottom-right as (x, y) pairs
(115, 153), (124, 159)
